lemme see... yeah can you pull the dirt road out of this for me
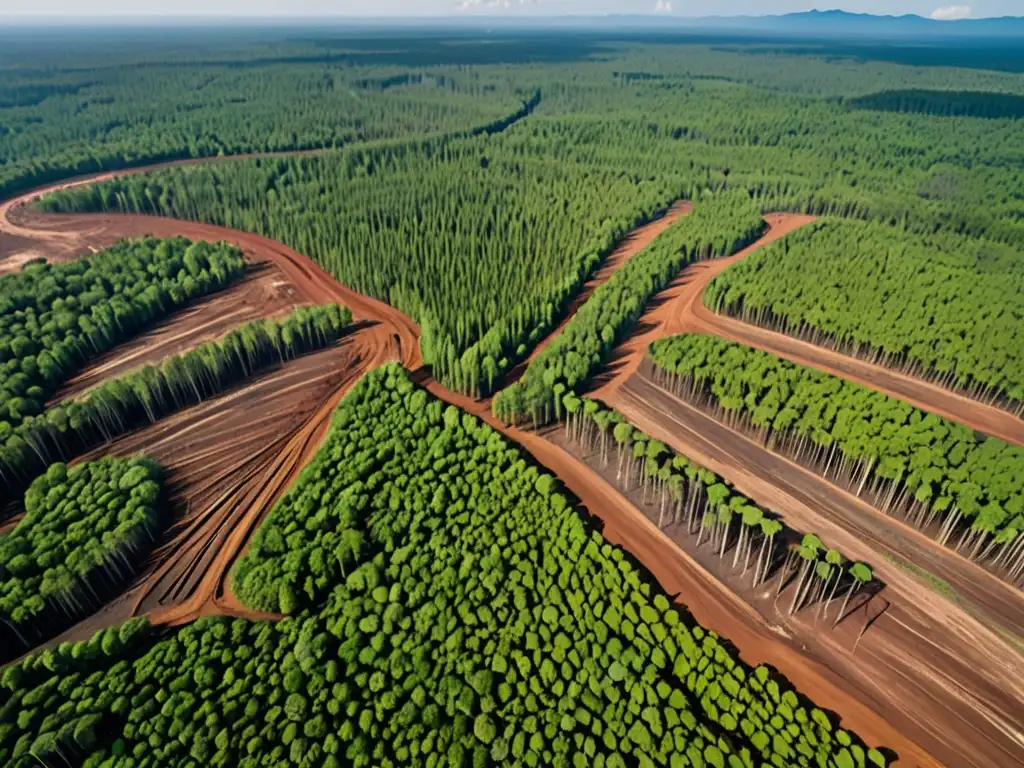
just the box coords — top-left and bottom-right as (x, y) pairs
(585, 211), (1023, 445)
(503, 200), (694, 385)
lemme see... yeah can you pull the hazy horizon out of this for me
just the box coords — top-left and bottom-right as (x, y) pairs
(0, 2), (1020, 22)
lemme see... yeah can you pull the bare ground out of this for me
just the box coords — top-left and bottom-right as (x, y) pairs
(49, 262), (304, 404)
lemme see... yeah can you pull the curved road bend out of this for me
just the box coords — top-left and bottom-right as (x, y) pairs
(591, 213), (1024, 446)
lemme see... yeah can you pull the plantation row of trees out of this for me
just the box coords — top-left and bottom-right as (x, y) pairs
(493, 190), (765, 425)
(648, 334), (1024, 586)
(0, 303), (352, 500)
(0, 456), (163, 662)
(0, 363), (889, 768)
(0, 59), (528, 200)
(558, 393), (878, 634)
(703, 219), (1024, 415)
(40, 131), (691, 398)
(0, 236), (246, 438)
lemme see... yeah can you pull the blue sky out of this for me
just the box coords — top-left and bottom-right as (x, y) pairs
(0, 1), (1017, 18)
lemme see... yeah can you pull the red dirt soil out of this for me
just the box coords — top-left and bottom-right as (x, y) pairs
(607, 373), (1024, 768)
(5, 171), (1018, 765)
(49, 263), (304, 404)
(589, 212), (1023, 446)
(503, 200), (694, 385)
(47, 343), (363, 643)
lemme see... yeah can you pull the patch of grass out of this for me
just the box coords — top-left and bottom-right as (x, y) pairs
(880, 551), (959, 604)
(882, 552), (1024, 657)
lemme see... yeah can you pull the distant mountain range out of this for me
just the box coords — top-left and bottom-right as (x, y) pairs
(270, 9), (1024, 39)
(3, 9), (1023, 40)
(665, 9), (1024, 38)
(442, 9), (1024, 39)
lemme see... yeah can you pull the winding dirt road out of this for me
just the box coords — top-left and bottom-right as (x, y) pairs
(5, 171), (1023, 764)
(588, 211), (1023, 446)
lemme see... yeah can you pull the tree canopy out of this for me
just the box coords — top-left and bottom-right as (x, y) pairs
(1, 364), (888, 767)
(649, 334), (1024, 583)
(704, 219), (1024, 413)
(0, 456), (163, 661)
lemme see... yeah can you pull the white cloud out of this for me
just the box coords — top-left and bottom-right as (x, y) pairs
(654, 0), (672, 12)
(929, 5), (971, 20)
(458, 0), (537, 10)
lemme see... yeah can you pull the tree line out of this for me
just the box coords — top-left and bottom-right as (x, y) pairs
(703, 219), (1024, 416)
(41, 131), (690, 398)
(0, 58), (528, 201)
(0, 456), (163, 662)
(558, 393), (878, 638)
(0, 236), (246, 445)
(648, 334), (1024, 586)
(493, 190), (765, 426)
(1, 303), (352, 501)
(0, 363), (889, 768)
(846, 89), (1024, 120)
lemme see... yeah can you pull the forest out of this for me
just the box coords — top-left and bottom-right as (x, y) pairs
(556, 393), (877, 632)
(38, 46), (1024, 400)
(40, 130), (689, 396)
(0, 364), (887, 768)
(2, 28), (1023, 768)
(703, 219), (1024, 415)
(647, 334), (1024, 585)
(846, 89), (1024, 119)
(494, 191), (764, 424)
(0, 58), (529, 200)
(0, 237), (245, 438)
(0, 456), (163, 661)
(0, 303), (352, 500)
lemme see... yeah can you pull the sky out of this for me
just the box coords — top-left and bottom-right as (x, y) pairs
(0, 0), (1017, 18)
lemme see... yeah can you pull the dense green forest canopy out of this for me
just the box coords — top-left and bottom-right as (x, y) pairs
(0, 54), (529, 200)
(846, 89), (1024, 119)
(0, 456), (163, 660)
(648, 334), (1024, 580)
(38, 36), (1024, 398)
(0, 237), (245, 460)
(0, 364), (887, 768)
(703, 219), (1024, 412)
